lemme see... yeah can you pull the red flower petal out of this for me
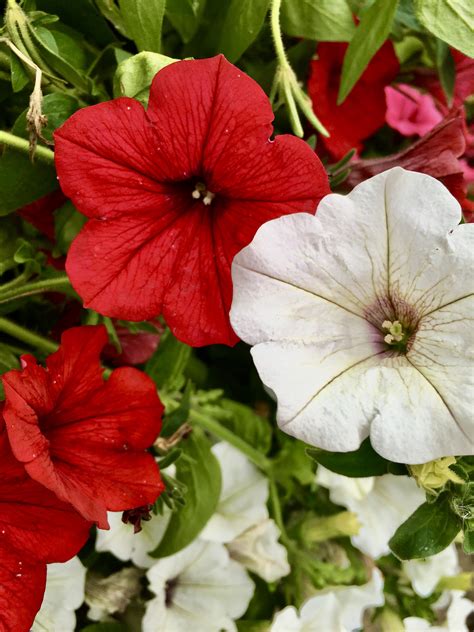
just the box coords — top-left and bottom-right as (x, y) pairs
(2, 326), (164, 528)
(55, 55), (329, 346)
(0, 430), (90, 631)
(308, 42), (399, 159)
(0, 557), (46, 632)
(17, 189), (67, 240)
(347, 108), (474, 220)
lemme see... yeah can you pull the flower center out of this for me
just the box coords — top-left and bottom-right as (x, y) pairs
(381, 319), (411, 352)
(191, 181), (215, 206)
(165, 577), (179, 607)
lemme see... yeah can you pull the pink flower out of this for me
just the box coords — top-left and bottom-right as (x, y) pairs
(385, 84), (442, 137)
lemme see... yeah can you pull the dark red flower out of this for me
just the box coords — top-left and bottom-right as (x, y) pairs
(0, 427), (90, 632)
(308, 41), (399, 159)
(1, 325), (164, 528)
(103, 322), (163, 367)
(346, 109), (474, 221)
(54, 55), (329, 347)
(416, 50), (474, 113)
(17, 189), (68, 241)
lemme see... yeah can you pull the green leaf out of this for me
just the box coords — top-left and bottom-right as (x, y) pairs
(435, 39), (455, 106)
(113, 51), (176, 104)
(308, 437), (404, 478)
(9, 52), (30, 92)
(338, 0), (399, 104)
(166, 0), (206, 43)
(118, 0), (167, 53)
(219, 398), (272, 455)
(219, 0), (270, 63)
(145, 328), (191, 393)
(463, 527), (474, 554)
(36, 0), (117, 47)
(53, 200), (87, 255)
(415, 0), (474, 58)
(161, 382), (192, 436)
(389, 493), (462, 560)
(0, 218), (19, 275)
(281, 0), (355, 42)
(26, 19), (93, 91)
(0, 343), (20, 399)
(150, 428), (221, 557)
(0, 93), (79, 216)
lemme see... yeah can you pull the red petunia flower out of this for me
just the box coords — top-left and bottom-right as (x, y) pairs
(0, 426), (90, 632)
(308, 42), (399, 159)
(16, 189), (68, 241)
(346, 109), (474, 221)
(54, 55), (329, 347)
(1, 325), (164, 528)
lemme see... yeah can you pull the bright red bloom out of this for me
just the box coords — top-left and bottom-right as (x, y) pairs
(0, 427), (90, 632)
(1, 325), (164, 528)
(54, 55), (329, 347)
(308, 42), (399, 159)
(347, 109), (474, 221)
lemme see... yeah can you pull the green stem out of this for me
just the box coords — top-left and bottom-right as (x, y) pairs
(0, 317), (58, 353)
(269, 479), (291, 544)
(270, 0), (288, 68)
(0, 131), (55, 163)
(189, 408), (272, 473)
(0, 274), (71, 304)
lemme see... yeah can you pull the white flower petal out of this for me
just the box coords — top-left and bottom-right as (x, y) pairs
(230, 167), (473, 462)
(367, 356), (471, 463)
(95, 509), (171, 568)
(317, 467), (424, 558)
(227, 518), (290, 582)
(271, 569), (384, 632)
(403, 545), (459, 597)
(33, 557), (86, 632)
(201, 442), (269, 543)
(270, 606), (304, 632)
(145, 539), (254, 632)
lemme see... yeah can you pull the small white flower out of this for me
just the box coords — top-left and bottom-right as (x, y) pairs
(316, 466), (424, 558)
(403, 544), (459, 597)
(230, 168), (474, 464)
(143, 538), (254, 632)
(95, 508), (171, 568)
(32, 557), (86, 632)
(201, 442), (269, 543)
(270, 568), (385, 632)
(404, 591), (473, 631)
(227, 518), (290, 582)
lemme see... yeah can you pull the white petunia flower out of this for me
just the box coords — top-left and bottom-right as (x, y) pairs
(316, 466), (424, 559)
(403, 544), (459, 597)
(32, 557), (86, 632)
(201, 442), (269, 543)
(404, 591), (473, 631)
(270, 568), (385, 632)
(143, 538), (254, 632)
(227, 518), (290, 582)
(95, 508), (171, 568)
(230, 168), (474, 464)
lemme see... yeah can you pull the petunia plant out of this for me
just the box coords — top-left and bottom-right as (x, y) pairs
(0, 0), (473, 630)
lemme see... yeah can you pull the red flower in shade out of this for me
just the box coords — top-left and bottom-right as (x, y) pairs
(416, 50), (474, 113)
(308, 42), (399, 159)
(54, 55), (329, 347)
(16, 189), (68, 241)
(346, 109), (474, 221)
(1, 325), (164, 528)
(0, 426), (90, 632)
